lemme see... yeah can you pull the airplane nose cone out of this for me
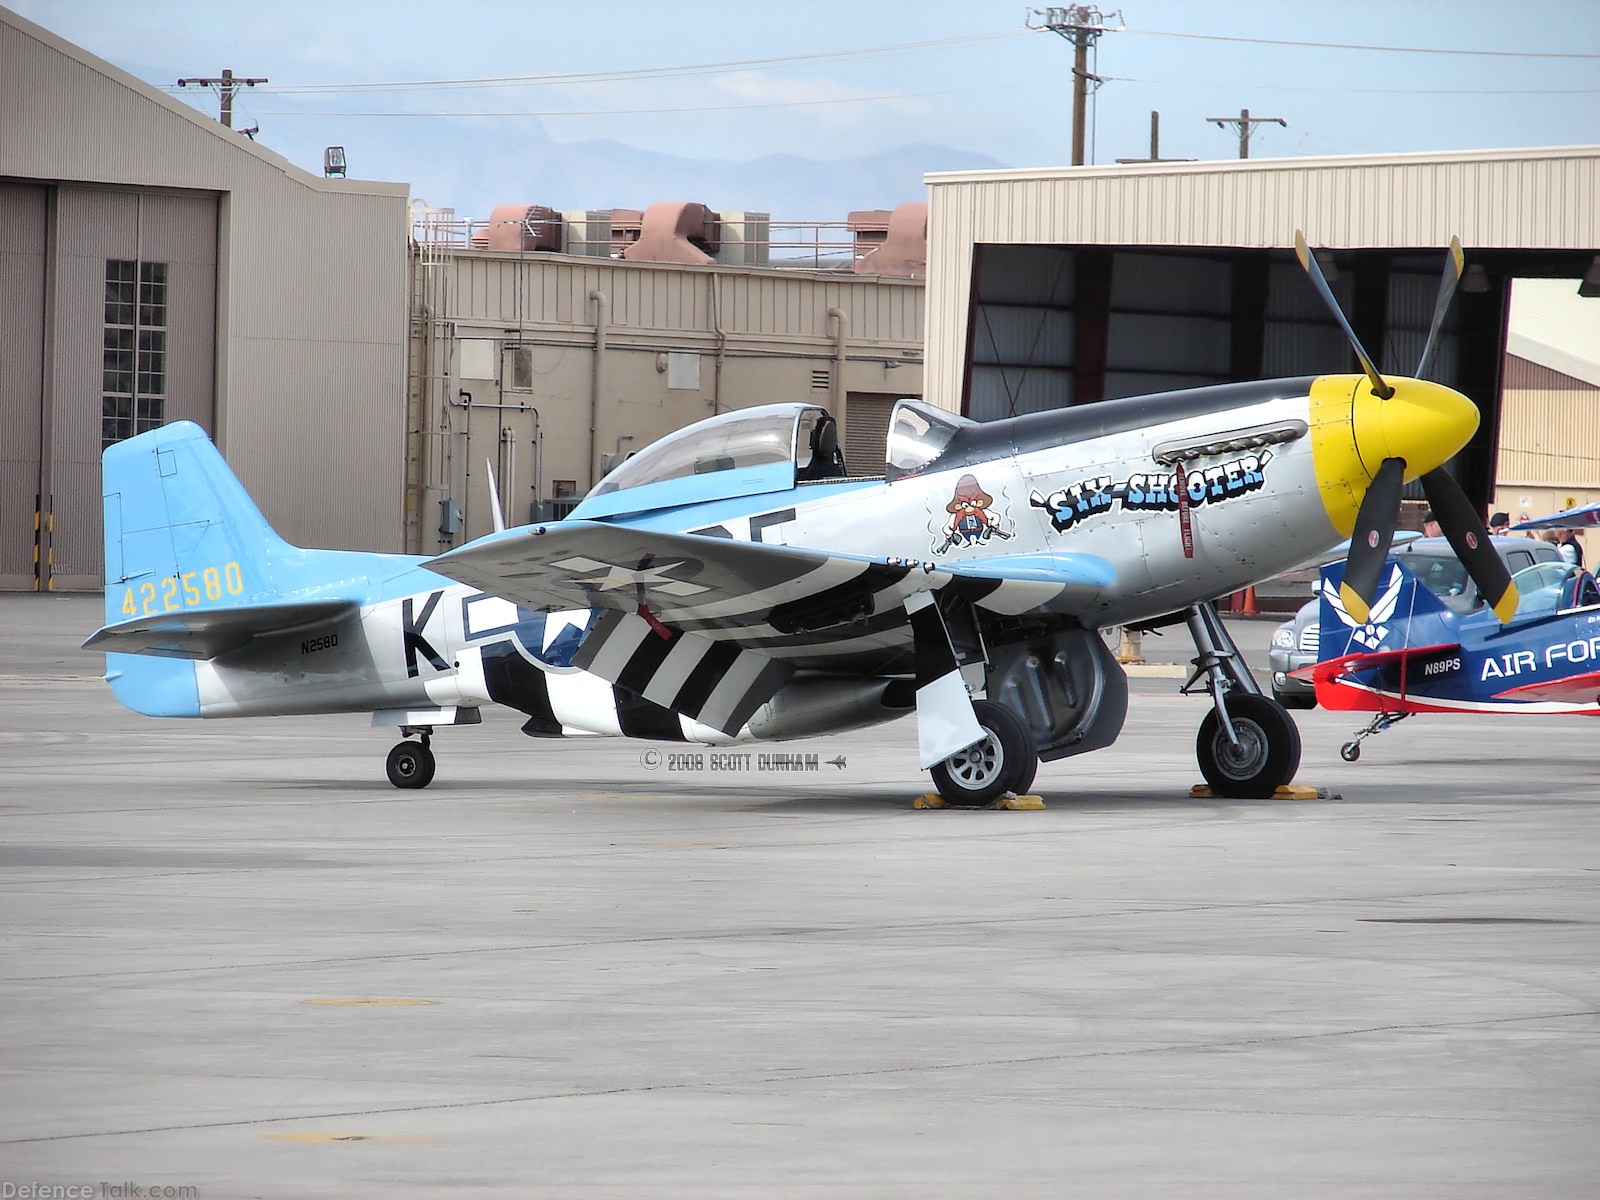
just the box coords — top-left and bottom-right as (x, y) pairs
(1310, 374), (1481, 538)
(1352, 376), (1479, 479)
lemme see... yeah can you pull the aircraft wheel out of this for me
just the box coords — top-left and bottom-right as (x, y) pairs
(386, 740), (436, 789)
(1340, 741), (1361, 762)
(929, 700), (1037, 806)
(1196, 694), (1301, 799)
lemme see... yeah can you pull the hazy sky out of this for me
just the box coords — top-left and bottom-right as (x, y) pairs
(15, 0), (1600, 217)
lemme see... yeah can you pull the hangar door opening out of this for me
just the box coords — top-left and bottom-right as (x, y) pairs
(1, 185), (218, 591)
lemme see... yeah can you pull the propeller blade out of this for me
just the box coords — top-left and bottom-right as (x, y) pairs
(1414, 236), (1465, 379)
(1421, 467), (1520, 622)
(1339, 457), (1406, 625)
(1294, 231), (1393, 400)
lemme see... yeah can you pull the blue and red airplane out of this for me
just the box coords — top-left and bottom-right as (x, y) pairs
(1297, 552), (1600, 759)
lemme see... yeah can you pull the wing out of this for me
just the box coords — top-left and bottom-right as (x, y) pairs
(427, 523), (1113, 734)
(427, 522), (1112, 660)
(1290, 641), (1463, 712)
(83, 601), (358, 660)
(1291, 641), (1463, 685)
(1492, 670), (1600, 706)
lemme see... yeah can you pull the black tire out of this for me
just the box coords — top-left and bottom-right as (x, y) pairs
(1340, 742), (1361, 762)
(1196, 693), (1301, 799)
(929, 700), (1037, 806)
(1272, 687), (1317, 711)
(386, 740), (436, 789)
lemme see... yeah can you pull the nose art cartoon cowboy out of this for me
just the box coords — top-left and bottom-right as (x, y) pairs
(940, 474), (1010, 552)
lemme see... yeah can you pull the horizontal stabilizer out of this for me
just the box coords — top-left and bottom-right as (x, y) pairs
(1291, 640), (1463, 687)
(1292, 640), (1462, 713)
(83, 600), (357, 660)
(1492, 670), (1600, 706)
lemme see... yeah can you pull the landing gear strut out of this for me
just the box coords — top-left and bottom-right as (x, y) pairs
(386, 728), (436, 789)
(1339, 711), (1411, 761)
(1182, 602), (1301, 798)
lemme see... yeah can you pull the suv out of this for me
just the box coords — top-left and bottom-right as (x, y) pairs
(1267, 536), (1564, 708)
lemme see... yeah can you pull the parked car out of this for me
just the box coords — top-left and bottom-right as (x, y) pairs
(1267, 536), (1564, 709)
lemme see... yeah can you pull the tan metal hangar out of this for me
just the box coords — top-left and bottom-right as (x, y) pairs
(921, 148), (1600, 515)
(2, 6), (410, 590)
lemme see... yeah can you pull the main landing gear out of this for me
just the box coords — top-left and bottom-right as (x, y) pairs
(930, 699), (1039, 806)
(1182, 602), (1301, 798)
(386, 728), (436, 789)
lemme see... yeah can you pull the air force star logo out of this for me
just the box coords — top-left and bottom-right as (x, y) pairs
(554, 555), (709, 597)
(1324, 564), (1404, 651)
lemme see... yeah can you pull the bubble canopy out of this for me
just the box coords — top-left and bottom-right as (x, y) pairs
(571, 403), (850, 520)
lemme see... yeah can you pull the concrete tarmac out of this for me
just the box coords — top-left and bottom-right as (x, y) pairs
(2, 593), (1597, 1198)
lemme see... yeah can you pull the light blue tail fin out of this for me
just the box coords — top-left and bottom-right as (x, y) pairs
(89, 423), (421, 705)
(1316, 557), (1458, 662)
(101, 421), (300, 623)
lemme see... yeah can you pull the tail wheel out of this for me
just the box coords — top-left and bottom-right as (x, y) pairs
(1196, 693), (1301, 799)
(929, 699), (1037, 806)
(386, 740), (436, 789)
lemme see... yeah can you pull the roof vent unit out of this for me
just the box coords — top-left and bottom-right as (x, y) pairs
(621, 202), (720, 265)
(561, 210), (615, 258)
(481, 204), (562, 252)
(847, 210), (893, 261)
(853, 202), (927, 279)
(717, 212), (770, 267)
(609, 209), (644, 258)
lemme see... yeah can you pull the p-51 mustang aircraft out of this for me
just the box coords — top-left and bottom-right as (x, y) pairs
(1297, 553), (1600, 760)
(86, 235), (1518, 802)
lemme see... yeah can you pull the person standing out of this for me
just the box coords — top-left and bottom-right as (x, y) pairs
(1556, 528), (1585, 567)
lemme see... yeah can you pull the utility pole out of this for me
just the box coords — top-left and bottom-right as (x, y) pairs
(1206, 108), (1285, 160)
(177, 69), (268, 129)
(1031, 6), (1118, 166)
(1115, 111), (1194, 164)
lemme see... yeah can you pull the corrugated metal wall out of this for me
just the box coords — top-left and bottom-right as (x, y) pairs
(968, 245), (1078, 419)
(410, 252), (924, 547)
(0, 183), (49, 589)
(1499, 356), (1600, 487)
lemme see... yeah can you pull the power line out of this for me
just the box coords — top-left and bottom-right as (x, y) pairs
(218, 80), (1058, 120)
(156, 32), (1025, 97)
(1121, 26), (1600, 58)
(1105, 74), (1600, 95)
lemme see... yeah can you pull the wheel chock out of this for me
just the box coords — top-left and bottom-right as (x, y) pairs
(912, 793), (1046, 810)
(992, 793), (1045, 810)
(1188, 783), (1328, 800)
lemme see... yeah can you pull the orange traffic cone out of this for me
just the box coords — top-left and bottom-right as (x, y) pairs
(1241, 585), (1258, 616)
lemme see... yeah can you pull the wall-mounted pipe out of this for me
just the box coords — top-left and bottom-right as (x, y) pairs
(589, 289), (609, 488)
(711, 273), (727, 415)
(826, 306), (848, 418)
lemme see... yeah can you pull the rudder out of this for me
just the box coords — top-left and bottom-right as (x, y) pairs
(101, 420), (293, 625)
(1316, 557), (1457, 663)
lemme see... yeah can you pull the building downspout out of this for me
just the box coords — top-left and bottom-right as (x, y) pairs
(827, 306), (848, 417)
(711, 273), (727, 415)
(588, 289), (609, 488)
